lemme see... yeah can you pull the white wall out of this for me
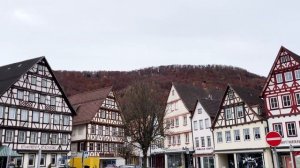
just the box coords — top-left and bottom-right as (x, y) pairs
(72, 125), (86, 141)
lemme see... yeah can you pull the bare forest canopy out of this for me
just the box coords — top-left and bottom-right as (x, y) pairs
(54, 64), (266, 99)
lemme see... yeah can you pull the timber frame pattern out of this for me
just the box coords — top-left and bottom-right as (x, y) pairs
(0, 57), (75, 153)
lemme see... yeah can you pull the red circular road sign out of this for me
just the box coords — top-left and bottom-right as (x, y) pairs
(266, 131), (282, 147)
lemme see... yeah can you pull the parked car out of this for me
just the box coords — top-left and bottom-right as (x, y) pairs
(119, 165), (141, 168)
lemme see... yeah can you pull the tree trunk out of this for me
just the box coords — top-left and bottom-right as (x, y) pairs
(142, 150), (148, 168)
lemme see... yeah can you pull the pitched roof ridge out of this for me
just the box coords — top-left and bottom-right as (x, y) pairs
(0, 56), (44, 69)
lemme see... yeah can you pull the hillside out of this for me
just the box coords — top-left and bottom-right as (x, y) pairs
(54, 65), (266, 98)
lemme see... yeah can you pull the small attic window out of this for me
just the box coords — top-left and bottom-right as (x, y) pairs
(7, 67), (11, 70)
(171, 90), (175, 96)
(228, 90), (234, 99)
(18, 64), (22, 67)
(281, 55), (290, 63)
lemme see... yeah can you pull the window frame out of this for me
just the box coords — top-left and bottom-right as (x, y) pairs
(273, 123), (284, 137)
(243, 128), (250, 141)
(41, 133), (49, 145)
(282, 94), (292, 108)
(18, 131), (26, 143)
(28, 154), (35, 166)
(225, 108), (233, 120)
(253, 127), (261, 140)
(295, 69), (300, 80)
(5, 130), (14, 143)
(286, 122), (297, 137)
(32, 111), (40, 123)
(276, 73), (283, 84)
(30, 132), (38, 144)
(225, 131), (231, 143)
(234, 130), (240, 141)
(269, 97), (279, 109)
(217, 132), (222, 143)
(8, 107), (17, 120)
(284, 71), (293, 82)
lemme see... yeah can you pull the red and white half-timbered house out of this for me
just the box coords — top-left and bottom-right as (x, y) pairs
(261, 46), (300, 167)
(0, 57), (76, 167)
(212, 85), (273, 168)
(69, 87), (125, 167)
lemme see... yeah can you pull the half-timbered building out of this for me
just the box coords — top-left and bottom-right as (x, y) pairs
(212, 85), (273, 168)
(0, 57), (75, 167)
(161, 82), (222, 168)
(191, 98), (220, 168)
(69, 87), (125, 167)
(261, 46), (300, 167)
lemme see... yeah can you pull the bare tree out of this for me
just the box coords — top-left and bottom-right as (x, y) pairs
(121, 81), (166, 168)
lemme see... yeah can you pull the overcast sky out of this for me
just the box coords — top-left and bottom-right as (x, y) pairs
(1, 0), (300, 76)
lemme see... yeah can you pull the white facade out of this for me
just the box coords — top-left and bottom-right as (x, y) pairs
(192, 101), (214, 168)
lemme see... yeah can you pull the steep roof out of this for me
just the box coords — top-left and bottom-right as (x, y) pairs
(197, 98), (221, 118)
(173, 83), (223, 112)
(69, 86), (112, 125)
(0, 57), (76, 115)
(231, 85), (263, 107)
(0, 57), (43, 96)
(261, 46), (300, 96)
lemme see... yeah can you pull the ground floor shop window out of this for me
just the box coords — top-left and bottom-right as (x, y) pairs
(237, 153), (263, 168)
(203, 157), (214, 168)
(168, 154), (182, 168)
(28, 154), (35, 166)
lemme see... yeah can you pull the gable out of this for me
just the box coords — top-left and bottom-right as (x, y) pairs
(262, 46), (300, 96)
(0, 58), (74, 114)
(213, 86), (261, 128)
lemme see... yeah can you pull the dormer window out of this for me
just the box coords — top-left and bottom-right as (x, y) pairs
(284, 71), (293, 82)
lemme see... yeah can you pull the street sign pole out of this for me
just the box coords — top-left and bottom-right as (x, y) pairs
(272, 147), (280, 168)
(290, 144), (294, 168)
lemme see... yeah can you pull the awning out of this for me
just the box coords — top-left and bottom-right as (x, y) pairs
(0, 146), (21, 157)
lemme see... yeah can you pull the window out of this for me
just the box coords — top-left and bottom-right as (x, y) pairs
(5, 130), (14, 142)
(21, 109), (28, 121)
(41, 78), (47, 87)
(228, 90), (234, 99)
(172, 90), (175, 96)
(31, 76), (37, 85)
(168, 136), (171, 145)
(0, 106), (3, 118)
(43, 113), (50, 124)
(276, 73), (283, 83)
(51, 154), (56, 166)
(253, 127), (261, 140)
(295, 93), (300, 105)
(235, 106), (244, 118)
(52, 134), (59, 144)
(225, 131), (231, 143)
(286, 122), (297, 137)
(105, 126), (110, 135)
(225, 108), (233, 120)
(270, 97), (279, 109)
(284, 71), (293, 82)
(177, 135), (181, 144)
(195, 137), (199, 147)
(111, 112), (116, 120)
(50, 97), (56, 106)
(28, 154), (35, 166)
(8, 107), (16, 120)
(295, 69), (300, 80)
(63, 116), (70, 125)
(282, 95), (291, 107)
(198, 108), (202, 114)
(54, 114), (60, 125)
(29, 92), (35, 102)
(39, 95), (46, 104)
(243, 128), (250, 140)
(62, 134), (68, 145)
(17, 90), (24, 100)
(97, 143), (102, 151)
(99, 126), (103, 135)
(100, 110), (106, 118)
(175, 117), (179, 127)
(207, 136), (211, 147)
(41, 133), (48, 144)
(104, 143), (108, 151)
(281, 56), (290, 63)
(18, 131), (26, 143)
(32, 111), (39, 122)
(79, 142), (84, 151)
(183, 116), (187, 126)
(205, 119), (209, 129)
(172, 136), (175, 145)
(30, 132), (38, 144)
(194, 121), (198, 130)
(170, 118), (174, 128)
(217, 132), (222, 143)
(199, 120), (204, 130)
(40, 154), (46, 166)
(89, 142), (94, 151)
(274, 123), (284, 137)
(185, 133), (189, 143)
(201, 137), (205, 147)
(234, 130), (240, 141)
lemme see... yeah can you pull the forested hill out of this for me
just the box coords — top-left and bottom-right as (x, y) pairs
(54, 65), (266, 97)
